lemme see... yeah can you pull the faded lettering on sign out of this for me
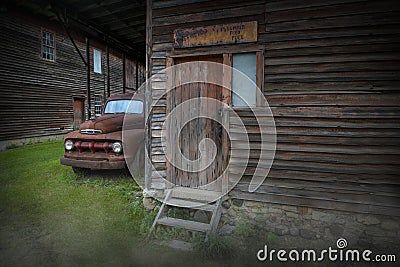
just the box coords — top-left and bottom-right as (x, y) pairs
(174, 21), (257, 48)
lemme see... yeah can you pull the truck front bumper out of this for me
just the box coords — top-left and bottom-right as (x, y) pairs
(60, 157), (126, 169)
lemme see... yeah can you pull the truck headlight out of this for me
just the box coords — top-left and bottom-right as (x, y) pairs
(65, 140), (74, 151)
(112, 142), (122, 153)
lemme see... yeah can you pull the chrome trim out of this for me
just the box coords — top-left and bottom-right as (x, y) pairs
(80, 129), (103, 135)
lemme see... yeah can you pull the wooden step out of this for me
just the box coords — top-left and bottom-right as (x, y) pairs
(147, 188), (223, 240)
(167, 198), (216, 211)
(150, 181), (166, 190)
(157, 217), (211, 233)
(170, 187), (221, 203)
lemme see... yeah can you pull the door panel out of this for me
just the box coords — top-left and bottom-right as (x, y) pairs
(167, 55), (225, 191)
(73, 97), (85, 129)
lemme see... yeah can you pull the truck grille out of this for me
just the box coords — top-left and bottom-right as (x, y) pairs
(80, 129), (103, 135)
(74, 141), (113, 153)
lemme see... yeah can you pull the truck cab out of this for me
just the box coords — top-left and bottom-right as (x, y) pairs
(60, 93), (145, 174)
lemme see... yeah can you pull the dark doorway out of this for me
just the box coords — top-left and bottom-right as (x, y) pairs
(73, 97), (85, 129)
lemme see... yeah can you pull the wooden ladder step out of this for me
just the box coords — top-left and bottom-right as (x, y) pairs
(167, 198), (216, 212)
(157, 217), (211, 233)
(171, 187), (221, 202)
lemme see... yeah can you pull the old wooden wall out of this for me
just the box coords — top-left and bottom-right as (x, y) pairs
(147, 0), (400, 215)
(0, 10), (145, 142)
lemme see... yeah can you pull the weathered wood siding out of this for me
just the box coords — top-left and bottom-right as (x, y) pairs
(0, 11), (144, 142)
(147, 0), (400, 215)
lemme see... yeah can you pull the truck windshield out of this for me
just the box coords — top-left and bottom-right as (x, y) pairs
(104, 99), (143, 114)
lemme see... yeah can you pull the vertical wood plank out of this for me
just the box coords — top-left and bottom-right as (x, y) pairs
(175, 62), (184, 187)
(200, 62), (209, 187)
(221, 54), (232, 192)
(169, 55), (225, 191)
(256, 50), (265, 107)
(181, 60), (190, 187)
(209, 60), (217, 187)
(222, 107), (230, 194)
(165, 57), (173, 185)
(144, 0), (152, 190)
(222, 53), (232, 106)
(217, 60), (224, 191)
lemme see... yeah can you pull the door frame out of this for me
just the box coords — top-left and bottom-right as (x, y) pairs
(167, 45), (265, 106)
(165, 46), (265, 192)
(72, 96), (85, 130)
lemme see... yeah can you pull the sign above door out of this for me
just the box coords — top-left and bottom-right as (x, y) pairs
(174, 21), (257, 48)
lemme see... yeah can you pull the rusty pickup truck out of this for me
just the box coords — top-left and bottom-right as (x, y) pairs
(60, 93), (145, 174)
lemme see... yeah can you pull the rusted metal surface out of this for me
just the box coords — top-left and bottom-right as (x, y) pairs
(79, 94), (145, 133)
(60, 93), (145, 170)
(174, 21), (257, 48)
(80, 114), (125, 134)
(60, 158), (126, 169)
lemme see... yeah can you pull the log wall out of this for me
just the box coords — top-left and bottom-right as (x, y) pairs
(147, 0), (400, 215)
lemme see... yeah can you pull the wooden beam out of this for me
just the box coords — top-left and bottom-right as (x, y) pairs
(144, 0), (153, 191)
(97, 11), (145, 26)
(123, 53), (126, 93)
(75, 0), (127, 13)
(86, 3), (145, 19)
(165, 57), (173, 184)
(106, 19), (146, 31)
(56, 12), (88, 66)
(256, 50), (265, 106)
(222, 53), (232, 105)
(135, 60), (139, 90)
(86, 37), (91, 119)
(113, 27), (145, 38)
(106, 45), (110, 97)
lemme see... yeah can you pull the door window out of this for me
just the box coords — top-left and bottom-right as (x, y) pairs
(232, 53), (257, 107)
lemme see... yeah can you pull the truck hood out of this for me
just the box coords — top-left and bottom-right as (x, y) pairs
(79, 114), (124, 134)
(79, 113), (144, 134)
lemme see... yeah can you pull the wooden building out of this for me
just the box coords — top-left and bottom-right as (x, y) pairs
(0, 3), (145, 149)
(1, 0), (399, 249)
(145, 0), (400, 248)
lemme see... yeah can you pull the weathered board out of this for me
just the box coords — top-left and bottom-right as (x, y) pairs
(174, 21), (257, 48)
(147, 0), (400, 216)
(166, 55), (225, 190)
(0, 10), (145, 142)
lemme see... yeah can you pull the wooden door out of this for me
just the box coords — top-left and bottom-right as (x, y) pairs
(73, 97), (85, 129)
(167, 55), (225, 191)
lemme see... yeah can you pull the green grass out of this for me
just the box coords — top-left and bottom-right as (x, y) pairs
(0, 141), (259, 267)
(0, 141), (177, 266)
(193, 234), (235, 259)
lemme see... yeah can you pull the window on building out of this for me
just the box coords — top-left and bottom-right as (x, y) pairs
(94, 96), (103, 117)
(42, 30), (55, 61)
(232, 52), (257, 107)
(93, 49), (102, 74)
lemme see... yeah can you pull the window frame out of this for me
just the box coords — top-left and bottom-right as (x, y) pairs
(94, 95), (103, 117)
(224, 50), (264, 108)
(93, 48), (102, 74)
(41, 28), (56, 62)
(166, 45), (264, 107)
(231, 52), (257, 107)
